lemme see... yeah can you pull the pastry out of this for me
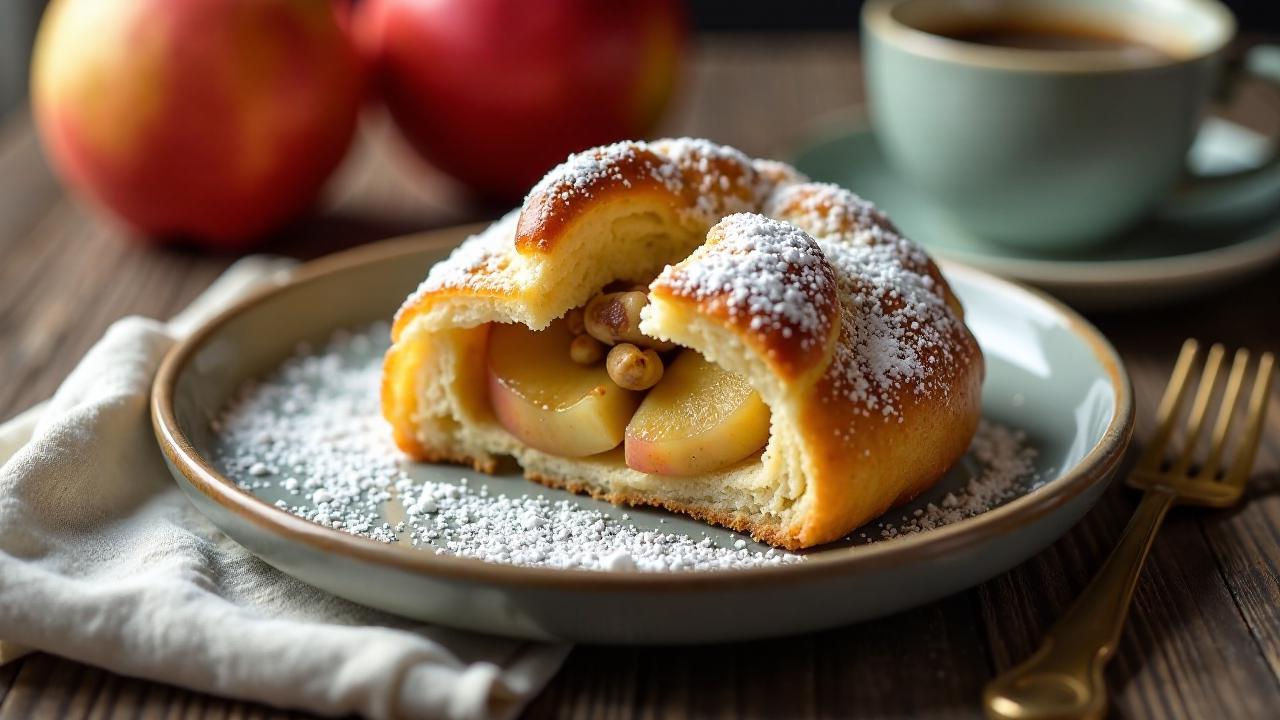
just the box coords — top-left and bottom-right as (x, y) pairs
(383, 138), (984, 549)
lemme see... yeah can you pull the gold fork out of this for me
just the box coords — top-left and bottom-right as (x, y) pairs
(984, 339), (1276, 720)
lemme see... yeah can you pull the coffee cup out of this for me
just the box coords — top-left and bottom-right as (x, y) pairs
(862, 0), (1280, 250)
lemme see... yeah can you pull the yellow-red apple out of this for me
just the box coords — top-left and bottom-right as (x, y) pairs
(31, 0), (364, 248)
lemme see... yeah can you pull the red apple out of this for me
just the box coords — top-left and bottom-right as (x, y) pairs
(31, 0), (365, 248)
(357, 0), (686, 200)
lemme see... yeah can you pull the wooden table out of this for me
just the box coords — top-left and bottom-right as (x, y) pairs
(2, 35), (1279, 719)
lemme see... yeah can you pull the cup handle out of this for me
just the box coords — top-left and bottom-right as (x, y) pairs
(1157, 43), (1280, 227)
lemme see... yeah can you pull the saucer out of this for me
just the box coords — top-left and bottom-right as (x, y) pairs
(791, 112), (1280, 310)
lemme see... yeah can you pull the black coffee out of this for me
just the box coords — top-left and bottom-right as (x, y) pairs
(930, 17), (1175, 59)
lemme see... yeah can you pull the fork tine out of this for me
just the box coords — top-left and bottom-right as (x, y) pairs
(1137, 339), (1201, 472)
(1224, 352), (1276, 488)
(1170, 344), (1226, 477)
(1201, 348), (1250, 480)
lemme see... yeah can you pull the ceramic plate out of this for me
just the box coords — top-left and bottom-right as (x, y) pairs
(792, 112), (1280, 310)
(152, 228), (1133, 644)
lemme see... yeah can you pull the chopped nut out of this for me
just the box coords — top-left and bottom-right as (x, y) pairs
(585, 291), (642, 345)
(584, 291), (674, 351)
(606, 343), (664, 391)
(569, 333), (604, 365)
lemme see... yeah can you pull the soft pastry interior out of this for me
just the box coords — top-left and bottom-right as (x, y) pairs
(383, 139), (984, 550)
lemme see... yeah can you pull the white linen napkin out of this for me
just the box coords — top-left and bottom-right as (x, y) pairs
(0, 257), (570, 720)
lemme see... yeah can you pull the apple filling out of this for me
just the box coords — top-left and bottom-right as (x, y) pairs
(484, 287), (771, 476)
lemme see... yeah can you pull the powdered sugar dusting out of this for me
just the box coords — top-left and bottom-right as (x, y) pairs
(766, 183), (964, 420)
(649, 138), (761, 224)
(752, 158), (809, 189)
(819, 238), (957, 419)
(535, 142), (665, 196)
(523, 138), (768, 230)
(766, 182), (896, 243)
(651, 137), (754, 176)
(213, 324), (804, 571)
(523, 141), (681, 228)
(397, 210), (520, 323)
(653, 213), (837, 353)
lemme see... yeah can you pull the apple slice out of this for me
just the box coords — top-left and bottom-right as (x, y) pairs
(487, 320), (642, 457)
(625, 351), (771, 476)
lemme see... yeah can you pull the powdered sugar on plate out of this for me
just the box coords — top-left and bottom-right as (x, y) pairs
(873, 421), (1040, 540)
(213, 323), (803, 571)
(212, 324), (1039, 571)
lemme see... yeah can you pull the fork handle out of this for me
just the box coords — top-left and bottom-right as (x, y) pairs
(984, 488), (1177, 720)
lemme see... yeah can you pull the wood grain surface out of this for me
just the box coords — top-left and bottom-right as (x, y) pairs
(2, 35), (1279, 719)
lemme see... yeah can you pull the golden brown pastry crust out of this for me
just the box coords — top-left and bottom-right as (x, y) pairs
(648, 217), (842, 381)
(384, 138), (984, 549)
